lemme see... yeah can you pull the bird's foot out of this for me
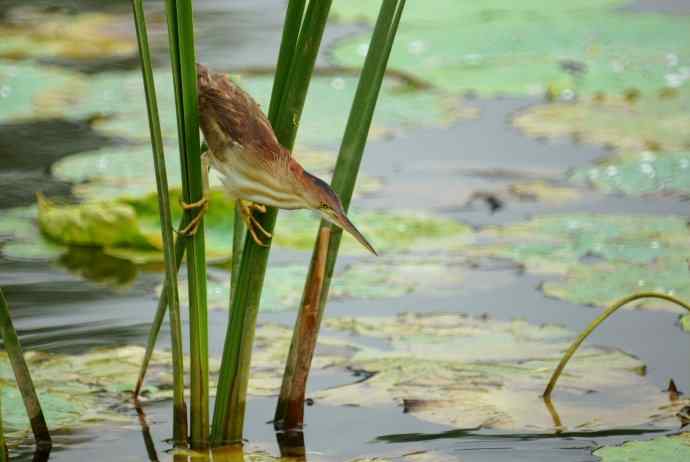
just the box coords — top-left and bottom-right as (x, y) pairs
(239, 200), (272, 246)
(177, 196), (209, 236)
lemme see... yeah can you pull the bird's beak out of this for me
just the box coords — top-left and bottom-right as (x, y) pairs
(327, 209), (378, 256)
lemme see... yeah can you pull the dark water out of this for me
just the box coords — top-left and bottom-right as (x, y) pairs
(2, 0), (690, 461)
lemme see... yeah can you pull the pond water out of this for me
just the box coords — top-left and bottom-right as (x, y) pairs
(1, 1), (690, 461)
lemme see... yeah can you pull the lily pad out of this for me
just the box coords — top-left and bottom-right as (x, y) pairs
(472, 214), (690, 310)
(593, 432), (690, 461)
(508, 181), (581, 204)
(0, 60), (84, 124)
(184, 258), (464, 312)
(570, 151), (690, 196)
(332, 1), (690, 97)
(543, 256), (690, 311)
(0, 7), (136, 61)
(0, 346), (171, 442)
(51, 144), (345, 200)
(36, 70), (465, 147)
(20, 189), (471, 264)
(514, 90), (690, 152)
(316, 312), (687, 432)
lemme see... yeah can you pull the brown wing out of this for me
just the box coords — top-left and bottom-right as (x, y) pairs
(197, 64), (289, 161)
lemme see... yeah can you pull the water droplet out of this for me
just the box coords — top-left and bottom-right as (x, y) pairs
(640, 163), (655, 176)
(357, 43), (369, 57)
(0, 85), (10, 99)
(650, 241), (660, 249)
(666, 53), (679, 67)
(408, 40), (427, 55)
(680, 158), (689, 169)
(638, 280), (646, 287)
(331, 77), (345, 91)
(606, 165), (618, 177)
(561, 89), (576, 101)
(640, 151), (656, 162)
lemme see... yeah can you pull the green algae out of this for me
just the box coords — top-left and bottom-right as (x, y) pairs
(594, 432), (690, 461)
(332, 1), (690, 97)
(317, 312), (686, 431)
(570, 151), (690, 196)
(515, 91), (690, 152)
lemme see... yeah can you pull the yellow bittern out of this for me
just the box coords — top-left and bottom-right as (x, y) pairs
(180, 64), (377, 255)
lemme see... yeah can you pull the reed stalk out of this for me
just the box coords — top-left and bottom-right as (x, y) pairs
(210, 0), (329, 445)
(274, 0), (406, 430)
(131, 0), (188, 445)
(165, 0), (209, 448)
(0, 290), (51, 449)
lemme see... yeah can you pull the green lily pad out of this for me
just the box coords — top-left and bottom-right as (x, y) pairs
(0, 205), (64, 261)
(472, 214), (690, 310)
(0, 8), (136, 61)
(543, 256), (690, 311)
(36, 70), (465, 147)
(316, 312), (687, 431)
(515, 90), (690, 152)
(51, 144), (347, 201)
(593, 432), (690, 461)
(17, 188), (471, 264)
(183, 258), (463, 312)
(332, 1), (690, 97)
(0, 346), (172, 443)
(0, 60), (84, 124)
(570, 151), (690, 196)
(475, 214), (690, 274)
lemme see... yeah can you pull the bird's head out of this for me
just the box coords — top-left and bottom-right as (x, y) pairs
(300, 171), (377, 255)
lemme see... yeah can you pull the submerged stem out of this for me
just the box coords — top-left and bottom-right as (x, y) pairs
(543, 292), (690, 398)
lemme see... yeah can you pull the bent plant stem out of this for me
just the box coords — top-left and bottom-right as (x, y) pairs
(543, 292), (690, 398)
(131, 0), (187, 445)
(210, 0), (330, 445)
(275, 0), (406, 430)
(0, 290), (51, 449)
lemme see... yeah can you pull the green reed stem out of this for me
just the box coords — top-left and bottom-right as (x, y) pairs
(131, 0), (188, 445)
(165, 0), (209, 448)
(229, 204), (245, 305)
(542, 292), (690, 399)
(0, 290), (51, 449)
(274, 0), (406, 430)
(210, 0), (330, 445)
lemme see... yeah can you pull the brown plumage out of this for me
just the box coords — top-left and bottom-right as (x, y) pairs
(194, 64), (377, 255)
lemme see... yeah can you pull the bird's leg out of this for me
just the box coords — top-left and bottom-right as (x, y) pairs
(239, 199), (272, 246)
(178, 151), (211, 236)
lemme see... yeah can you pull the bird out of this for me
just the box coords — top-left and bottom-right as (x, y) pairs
(180, 63), (377, 255)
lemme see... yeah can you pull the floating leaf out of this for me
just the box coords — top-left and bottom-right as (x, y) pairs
(543, 256), (690, 312)
(0, 8), (136, 61)
(317, 313), (687, 432)
(332, 1), (689, 97)
(570, 151), (690, 196)
(0, 60), (84, 123)
(182, 258), (464, 312)
(472, 214), (690, 311)
(593, 432), (690, 461)
(14, 189), (471, 264)
(515, 91), (690, 152)
(36, 70), (465, 146)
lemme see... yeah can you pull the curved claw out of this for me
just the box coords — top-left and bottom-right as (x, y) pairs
(177, 196), (209, 237)
(239, 200), (272, 246)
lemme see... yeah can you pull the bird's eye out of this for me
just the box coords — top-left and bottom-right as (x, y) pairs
(319, 204), (329, 210)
